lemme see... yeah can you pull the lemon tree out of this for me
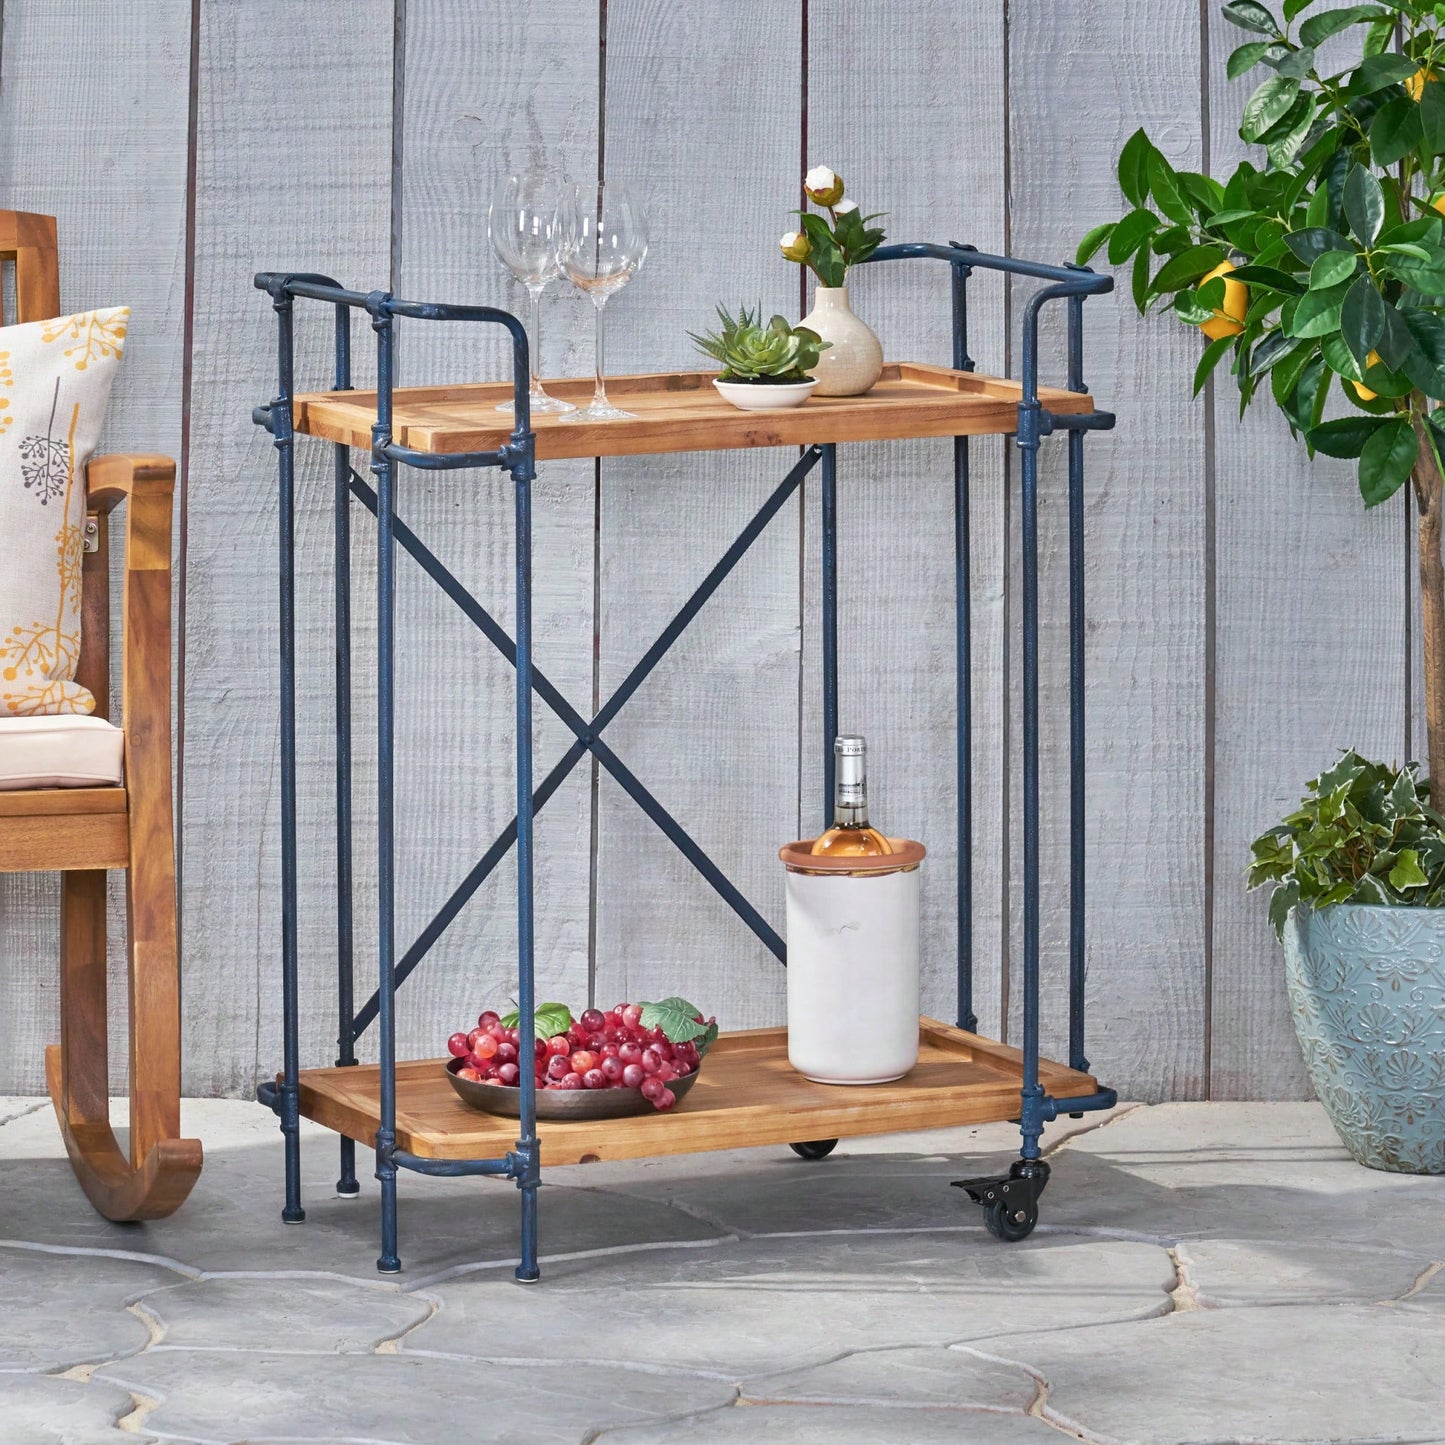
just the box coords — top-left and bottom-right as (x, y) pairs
(1081, 0), (1445, 804)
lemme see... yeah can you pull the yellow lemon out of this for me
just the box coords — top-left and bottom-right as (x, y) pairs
(1430, 193), (1445, 217)
(1349, 350), (1382, 402)
(1198, 259), (1247, 341)
(1408, 67), (1437, 101)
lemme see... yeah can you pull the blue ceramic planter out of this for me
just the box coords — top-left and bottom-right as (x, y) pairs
(1283, 904), (1445, 1174)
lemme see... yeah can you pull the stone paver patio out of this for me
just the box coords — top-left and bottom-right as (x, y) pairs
(0, 1098), (1441, 1443)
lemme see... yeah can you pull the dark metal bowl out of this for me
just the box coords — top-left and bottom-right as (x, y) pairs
(445, 1057), (700, 1120)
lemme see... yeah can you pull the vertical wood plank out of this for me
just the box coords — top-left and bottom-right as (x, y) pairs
(805, 0), (1009, 1038)
(181, 0), (393, 1093)
(390, 0), (598, 1056)
(1206, 3), (1407, 1099)
(1008, 0), (1208, 1100)
(593, 0), (801, 1024)
(0, 0), (190, 1092)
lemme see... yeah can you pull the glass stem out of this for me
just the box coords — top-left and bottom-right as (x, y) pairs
(593, 298), (609, 407)
(527, 284), (543, 394)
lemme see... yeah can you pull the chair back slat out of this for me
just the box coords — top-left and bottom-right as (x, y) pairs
(0, 212), (109, 715)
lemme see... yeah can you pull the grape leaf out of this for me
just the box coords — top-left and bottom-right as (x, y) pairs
(639, 996), (712, 1043)
(499, 1001), (573, 1038)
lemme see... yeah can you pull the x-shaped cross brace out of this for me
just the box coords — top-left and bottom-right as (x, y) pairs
(350, 445), (822, 1037)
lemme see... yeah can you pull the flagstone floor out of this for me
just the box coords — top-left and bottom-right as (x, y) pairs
(0, 1096), (1441, 1443)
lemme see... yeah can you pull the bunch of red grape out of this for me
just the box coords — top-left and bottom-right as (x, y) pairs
(447, 1004), (704, 1112)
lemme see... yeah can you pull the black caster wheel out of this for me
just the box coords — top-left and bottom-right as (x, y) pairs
(789, 1139), (838, 1160)
(983, 1197), (1038, 1241)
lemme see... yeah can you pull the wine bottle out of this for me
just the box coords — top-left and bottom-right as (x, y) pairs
(810, 735), (895, 858)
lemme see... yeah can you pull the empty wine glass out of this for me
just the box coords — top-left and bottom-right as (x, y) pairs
(556, 181), (649, 422)
(488, 171), (575, 415)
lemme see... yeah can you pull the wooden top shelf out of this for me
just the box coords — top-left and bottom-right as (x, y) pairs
(293, 1018), (1097, 1165)
(293, 363), (1094, 461)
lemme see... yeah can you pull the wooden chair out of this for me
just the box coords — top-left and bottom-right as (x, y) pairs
(0, 211), (200, 1219)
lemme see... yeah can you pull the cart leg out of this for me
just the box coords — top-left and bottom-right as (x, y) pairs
(274, 294), (305, 1227)
(820, 442), (838, 821)
(512, 454), (542, 1285)
(376, 1137), (400, 1274)
(373, 312), (401, 1274)
(335, 432), (360, 1200)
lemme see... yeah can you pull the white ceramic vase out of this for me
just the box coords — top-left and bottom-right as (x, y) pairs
(800, 285), (883, 396)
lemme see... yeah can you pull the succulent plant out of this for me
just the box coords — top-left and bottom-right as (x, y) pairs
(689, 303), (830, 383)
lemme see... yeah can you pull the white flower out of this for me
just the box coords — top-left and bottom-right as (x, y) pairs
(779, 231), (811, 262)
(834, 198), (858, 215)
(803, 166), (845, 206)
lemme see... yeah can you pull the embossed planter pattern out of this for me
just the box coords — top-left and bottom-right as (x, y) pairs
(1283, 904), (1445, 1174)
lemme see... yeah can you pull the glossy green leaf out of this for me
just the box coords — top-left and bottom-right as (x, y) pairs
(1117, 128), (1156, 209)
(1274, 45), (1317, 80)
(1242, 75), (1302, 142)
(1193, 333), (1237, 394)
(1147, 151), (1195, 224)
(1107, 208), (1159, 264)
(1228, 39), (1275, 78)
(1281, 0), (1315, 19)
(1289, 280), (1349, 337)
(1362, 14), (1394, 56)
(1151, 244), (1226, 293)
(1400, 307), (1445, 398)
(1309, 415), (1386, 457)
(1340, 275), (1386, 362)
(1284, 226), (1354, 264)
(1075, 222), (1115, 267)
(1309, 250), (1357, 288)
(1298, 3), (1386, 45)
(1369, 95), (1424, 166)
(1131, 238), (1153, 312)
(1359, 417), (1417, 505)
(1226, 264), (1304, 294)
(1271, 339), (1316, 405)
(1422, 80), (1445, 154)
(1385, 253), (1445, 294)
(1344, 164), (1386, 245)
(1322, 332), (1365, 379)
(1349, 53), (1419, 95)
(1223, 0), (1279, 32)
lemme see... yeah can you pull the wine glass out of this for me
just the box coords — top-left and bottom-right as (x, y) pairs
(556, 181), (649, 422)
(488, 172), (575, 415)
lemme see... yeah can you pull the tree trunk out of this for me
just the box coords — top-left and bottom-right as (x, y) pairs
(1411, 414), (1445, 811)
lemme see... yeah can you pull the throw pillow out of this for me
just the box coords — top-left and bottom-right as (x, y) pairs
(0, 307), (128, 715)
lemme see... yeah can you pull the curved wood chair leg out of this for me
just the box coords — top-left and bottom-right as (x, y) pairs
(48, 867), (201, 1222)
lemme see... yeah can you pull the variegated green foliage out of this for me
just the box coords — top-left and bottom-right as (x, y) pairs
(1248, 750), (1445, 934)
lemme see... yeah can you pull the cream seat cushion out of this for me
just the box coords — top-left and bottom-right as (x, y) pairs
(0, 714), (124, 790)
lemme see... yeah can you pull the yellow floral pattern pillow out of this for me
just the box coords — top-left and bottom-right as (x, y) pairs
(0, 308), (128, 715)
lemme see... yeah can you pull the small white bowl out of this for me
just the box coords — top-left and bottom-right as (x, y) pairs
(713, 378), (819, 411)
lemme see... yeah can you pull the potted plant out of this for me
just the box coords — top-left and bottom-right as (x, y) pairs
(779, 166), (887, 395)
(1084, 0), (1445, 1172)
(690, 303), (830, 411)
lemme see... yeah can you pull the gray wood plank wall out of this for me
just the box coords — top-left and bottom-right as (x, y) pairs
(0, 0), (1411, 1102)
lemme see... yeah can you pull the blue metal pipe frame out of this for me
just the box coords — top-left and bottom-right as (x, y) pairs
(252, 241), (1116, 1278)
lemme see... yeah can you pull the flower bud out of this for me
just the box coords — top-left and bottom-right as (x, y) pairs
(804, 165), (845, 207)
(834, 197), (858, 215)
(779, 230), (811, 262)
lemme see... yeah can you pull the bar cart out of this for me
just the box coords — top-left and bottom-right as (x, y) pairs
(252, 241), (1118, 1280)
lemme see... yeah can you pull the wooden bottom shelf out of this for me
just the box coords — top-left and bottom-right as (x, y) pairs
(294, 1019), (1098, 1166)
